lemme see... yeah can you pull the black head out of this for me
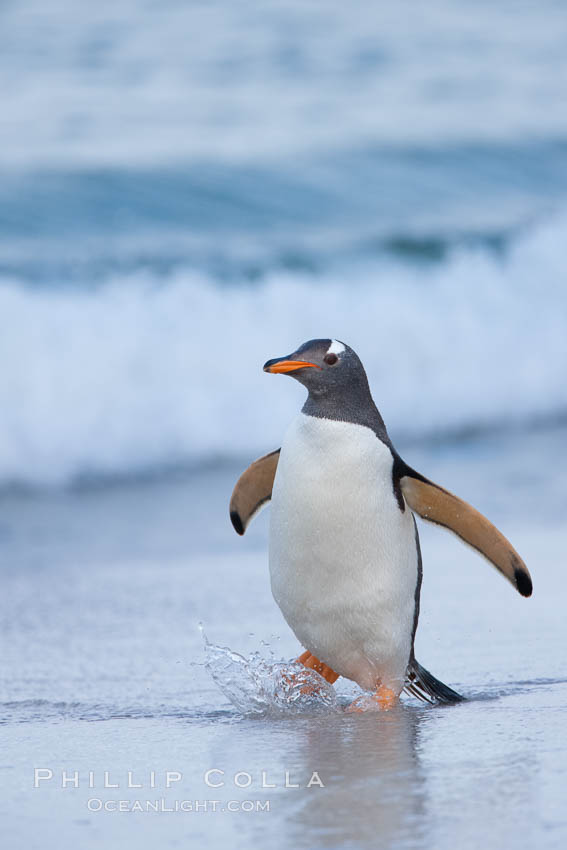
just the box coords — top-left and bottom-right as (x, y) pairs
(264, 338), (389, 439)
(263, 338), (366, 392)
(264, 339), (366, 395)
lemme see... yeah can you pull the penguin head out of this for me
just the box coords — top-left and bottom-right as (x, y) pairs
(263, 338), (368, 398)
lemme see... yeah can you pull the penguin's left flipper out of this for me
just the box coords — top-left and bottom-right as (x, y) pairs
(230, 449), (280, 535)
(398, 465), (532, 597)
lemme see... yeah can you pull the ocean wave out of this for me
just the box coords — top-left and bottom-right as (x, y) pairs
(2, 141), (567, 286)
(3, 0), (567, 167)
(0, 210), (566, 487)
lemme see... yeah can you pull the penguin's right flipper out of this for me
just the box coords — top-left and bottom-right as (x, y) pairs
(229, 449), (280, 535)
(404, 658), (464, 704)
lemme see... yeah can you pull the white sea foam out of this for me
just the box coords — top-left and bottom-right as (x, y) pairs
(0, 211), (566, 487)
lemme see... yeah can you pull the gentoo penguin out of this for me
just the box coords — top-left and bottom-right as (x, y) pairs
(230, 339), (532, 708)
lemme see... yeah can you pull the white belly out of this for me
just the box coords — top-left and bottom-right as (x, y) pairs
(269, 413), (418, 694)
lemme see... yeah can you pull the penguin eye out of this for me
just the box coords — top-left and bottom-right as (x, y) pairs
(324, 353), (338, 366)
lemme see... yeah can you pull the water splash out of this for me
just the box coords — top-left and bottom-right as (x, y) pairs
(201, 630), (339, 716)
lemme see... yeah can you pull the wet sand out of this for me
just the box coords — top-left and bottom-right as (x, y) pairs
(1, 427), (566, 849)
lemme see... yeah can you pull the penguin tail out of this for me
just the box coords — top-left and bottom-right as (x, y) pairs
(404, 658), (464, 704)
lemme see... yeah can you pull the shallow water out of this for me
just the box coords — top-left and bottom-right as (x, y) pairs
(1, 428), (566, 848)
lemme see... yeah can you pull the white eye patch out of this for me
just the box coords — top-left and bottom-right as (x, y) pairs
(327, 340), (345, 356)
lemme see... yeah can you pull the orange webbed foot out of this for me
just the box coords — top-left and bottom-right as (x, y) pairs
(346, 684), (398, 713)
(278, 651), (339, 696)
(295, 651), (340, 685)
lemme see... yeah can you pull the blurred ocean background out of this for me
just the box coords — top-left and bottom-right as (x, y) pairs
(1, 0), (566, 486)
(1, 3), (567, 849)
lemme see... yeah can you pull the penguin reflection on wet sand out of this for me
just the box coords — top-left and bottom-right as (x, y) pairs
(230, 339), (532, 710)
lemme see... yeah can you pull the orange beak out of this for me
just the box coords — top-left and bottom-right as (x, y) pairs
(263, 358), (321, 373)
